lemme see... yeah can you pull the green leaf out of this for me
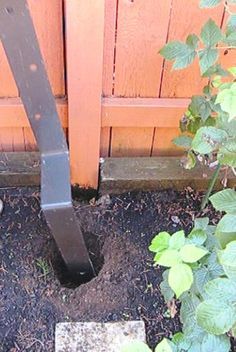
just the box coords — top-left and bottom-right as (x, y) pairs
(216, 214), (236, 248)
(210, 189), (236, 214)
(155, 249), (182, 267)
(173, 51), (196, 70)
(180, 294), (204, 339)
(203, 84), (212, 96)
(207, 252), (224, 277)
(183, 150), (196, 170)
(121, 340), (152, 352)
(155, 339), (173, 352)
(173, 135), (192, 149)
(216, 113), (236, 137)
(149, 232), (170, 253)
(204, 277), (236, 302)
(186, 34), (199, 49)
(193, 267), (212, 295)
(189, 95), (212, 122)
(160, 270), (174, 302)
(159, 41), (196, 70)
(224, 25), (236, 46)
(200, 0), (221, 8)
(203, 64), (229, 77)
(187, 229), (207, 245)
(218, 241), (236, 280)
(198, 48), (218, 74)
(187, 334), (230, 352)
(194, 217), (209, 230)
(227, 14), (236, 28)
(180, 244), (208, 263)
(191, 126), (228, 154)
(218, 140), (236, 167)
(169, 230), (185, 249)
(201, 334), (231, 352)
(212, 75), (222, 88)
(231, 323), (236, 338)
(159, 41), (187, 60)
(186, 116), (202, 134)
(172, 332), (191, 350)
(168, 263), (193, 298)
(228, 66), (236, 77)
(193, 253), (223, 294)
(180, 294), (201, 324)
(216, 83), (236, 120)
(196, 299), (236, 334)
(200, 19), (223, 47)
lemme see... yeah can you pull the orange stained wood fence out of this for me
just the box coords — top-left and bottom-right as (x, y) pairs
(0, 0), (235, 188)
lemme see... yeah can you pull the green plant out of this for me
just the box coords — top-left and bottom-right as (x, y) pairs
(149, 230), (208, 298)
(36, 258), (51, 278)
(160, 0), (236, 208)
(148, 188), (236, 352)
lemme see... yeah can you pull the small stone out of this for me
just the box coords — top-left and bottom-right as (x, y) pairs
(0, 199), (3, 215)
(171, 215), (180, 224)
(55, 321), (146, 352)
(96, 194), (111, 206)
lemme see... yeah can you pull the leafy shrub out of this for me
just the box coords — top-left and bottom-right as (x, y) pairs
(149, 189), (236, 351)
(160, 0), (236, 207)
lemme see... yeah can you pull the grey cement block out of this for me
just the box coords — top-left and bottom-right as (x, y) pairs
(55, 321), (146, 352)
(0, 152), (40, 187)
(100, 157), (236, 194)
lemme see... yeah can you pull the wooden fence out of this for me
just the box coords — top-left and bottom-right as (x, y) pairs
(0, 0), (234, 188)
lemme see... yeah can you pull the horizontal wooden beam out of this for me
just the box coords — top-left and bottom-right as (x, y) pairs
(0, 97), (68, 127)
(102, 97), (190, 127)
(0, 97), (189, 129)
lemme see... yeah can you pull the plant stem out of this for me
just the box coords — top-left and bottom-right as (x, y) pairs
(197, 47), (236, 53)
(201, 163), (221, 210)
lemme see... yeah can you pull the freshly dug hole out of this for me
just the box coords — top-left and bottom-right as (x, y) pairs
(52, 231), (104, 288)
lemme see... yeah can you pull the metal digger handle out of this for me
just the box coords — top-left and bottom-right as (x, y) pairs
(0, 0), (95, 280)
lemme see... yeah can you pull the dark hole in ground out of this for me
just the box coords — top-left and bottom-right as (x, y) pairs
(51, 231), (104, 288)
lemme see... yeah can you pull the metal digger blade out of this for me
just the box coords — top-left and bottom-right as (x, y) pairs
(0, 0), (95, 281)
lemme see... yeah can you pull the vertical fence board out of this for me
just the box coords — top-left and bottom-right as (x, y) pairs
(160, 0), (224, 98)
(65, 0), (104, 187)
(111, 0), (171, 156)
(28, 0), (65, 96)
(100, 127), (111, 157)
(103, 0), (117, 96)
(111, 127), (154, 157)
(152, 127), (181, 156)
(101, 0), (117, 157)
(0, 42), (18, 97)
(114, 0), (171, 97)
(24, 128), (37, 151)
(0, 128), (13, 151)
(0, 0), (65, 98)
(12, 128), (26, 152)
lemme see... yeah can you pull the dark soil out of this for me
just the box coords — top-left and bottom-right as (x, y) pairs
(0, 186), (234, 352)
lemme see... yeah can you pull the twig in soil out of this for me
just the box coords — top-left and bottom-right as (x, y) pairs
(167, 299), (178, 318)
(0, 263), (8, 274)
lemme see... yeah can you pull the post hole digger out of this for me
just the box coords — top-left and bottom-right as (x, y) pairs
(0, 0), (95, 282)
